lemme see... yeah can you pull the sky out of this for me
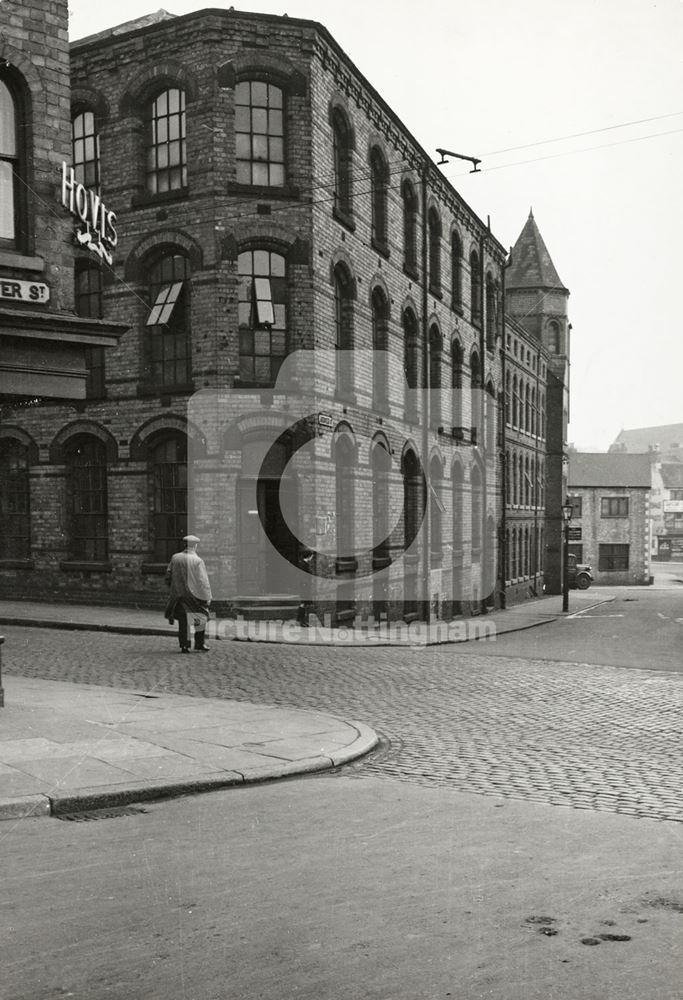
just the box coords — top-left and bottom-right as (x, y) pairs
(67, 0), (683, 451)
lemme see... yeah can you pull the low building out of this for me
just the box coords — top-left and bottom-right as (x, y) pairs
(567, 453), (651, 586)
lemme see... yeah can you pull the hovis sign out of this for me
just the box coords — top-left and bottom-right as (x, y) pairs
(60, 162), (118, 266)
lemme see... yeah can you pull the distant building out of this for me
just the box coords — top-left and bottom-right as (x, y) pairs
(654, 463), (683, 561)
(567, 453), (651, 585)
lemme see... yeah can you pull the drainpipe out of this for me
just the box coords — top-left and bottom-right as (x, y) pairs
(421, 166), (431, 623)
(500, 256), (508, 610)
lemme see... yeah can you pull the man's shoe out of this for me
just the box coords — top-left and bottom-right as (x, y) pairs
(180, 645), (191, 653)
(195, 644), (210, 652)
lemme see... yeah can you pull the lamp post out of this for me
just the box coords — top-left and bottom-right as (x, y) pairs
(561, 498), (573, 613)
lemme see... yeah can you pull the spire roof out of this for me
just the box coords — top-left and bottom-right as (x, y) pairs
(506, 210), (567, 291)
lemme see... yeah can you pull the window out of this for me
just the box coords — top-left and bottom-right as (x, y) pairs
(235, 80), (284, 187)
(146, 253), (191, 387)
(599, 543), (629, 571)
(430, 456), (443, 566)
(601, 496), (629, 517)
(372, 441), (391, 567)
(66, 436), (108, 562)
(146, 88), (187, 195)
(72, 110), (100, 191)
(334, 263), (354, 396)
(471, 464), (482, 553)
(238, 249), (287, 385)
(547, 320), (560, 353)
(0, 73), (25, 248)
(568, 495), (583, 518)
(428, 208), (441, 294)
(451, 339), (463, 431)
(402, 179), (418, 274)
(403, 308), (418, 420)
(451, 232), (462, 310)
(335, 435), (356, 572)
(75, 263), (106, 398)
(371, 287), (389, 409)
(429, 325), (441, 428)
(568, 543), (583, 563)
(470, 249), (482, 324)
(370, 147), (388, 252)
(151, 435), (187, 563)
(332, 108), (353, 220)
(485, 272), (495, 349)
(0, 439), (30, 560)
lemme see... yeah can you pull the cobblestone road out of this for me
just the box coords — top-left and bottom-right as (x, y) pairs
(4, 625), (682, 823)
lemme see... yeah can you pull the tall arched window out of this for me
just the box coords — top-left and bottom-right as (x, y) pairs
(505, 370), (511, 425)
(402, 179), (418, 274)
(546, 320), (560, 353)
(146, 251), (191, 387)
(370, 146), (389, 252)
(372, 286), (389, 409)
(471, 464), (482, 555)
(238, 248), (287, 386)
(403, 308), (419, 420)
(429, 324), (442, 428)
(335, 434), (356, 572)
(452, 462), (464, 554)
(505, 449), (511, 505)
(65, 436), (108, 562)
(428, 207), (441, 294)
(485, 272), (495, 349)
(235, 80), (284, 187)
(470, 249), (482, 324)
(146, 88), (187, 194)
(451, 231), (462, 310)
(332, 108), (353, 220)
(372, 440), (391, 568)
(0, 72), (26, 249)
(451, 338), (463, 432)
(151, 433), (187, 563)
(334, 262), (354, 396)
(75, 263), (105, 398)
(470, 350), (482, 444)
(512, 374), (519, 426)
(72, 109), (100, 191)
(430, 455), (443, 567)
(525, 383), (531, 432)
(402, 449), (423, 617)
(0, 439), (30, 560)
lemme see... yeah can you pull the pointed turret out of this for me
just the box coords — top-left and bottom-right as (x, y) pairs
(506, 209), (567, 292)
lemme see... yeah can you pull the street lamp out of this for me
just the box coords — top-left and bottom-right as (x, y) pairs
(561, 498), (574, 613)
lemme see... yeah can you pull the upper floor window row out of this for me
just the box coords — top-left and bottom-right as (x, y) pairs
(0, 72), (26, 251)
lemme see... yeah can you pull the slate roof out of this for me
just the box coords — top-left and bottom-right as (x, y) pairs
(506, 210), (567, 291)
(610, 423), (683, 453)
(568, 452), (651, 488)
(660, 463), (683, 488)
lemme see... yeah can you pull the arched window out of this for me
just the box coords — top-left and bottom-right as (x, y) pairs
(486, 380), (496, 453)
(505, 449), (511, 505)
(452, 462), (464, 554)
(403, 308), (419, 420)
(402, 179), (418, 273)
(238, 248), (287, 386)
(471, 464), (482, 555)
(0, 438), (30, 559)
(451, 231), (462, 310)
(146, 88), (187, 194)
(75, 263), (105, 398)
(512, 375), (519, 426)
(402, 449), (423, 617)
(505, 370), (511, 425)
(546, 320), (560, 353)
(335, 434), (356, 572)
(334, 262), (354, 396)
(470, 249), (482, 324)
(146, 251), (191, 387)
(372, 440), (391, 567)
(65, 435), (108, 562)
(371, 287), (389, 409)
(485, 272), (495, 349)
(525, 382), (531, 432)
(235, 80), (284, 187)
(451, 338), (463, 431)
(429, 324), (442, 428)
(370, 146), (389, 252)
(428, 207), (441, 294)
(0, 71), (26, 249)
(470, 350), (482, 444)
(151, 433), (187, 563)
(524, 455), (531, 506)
(72, 109), (100, 191)
(332, 108), (353, 220)
(430, 455), (443, 567)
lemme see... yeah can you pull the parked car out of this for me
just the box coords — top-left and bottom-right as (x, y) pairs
(567, 553), (593, 590)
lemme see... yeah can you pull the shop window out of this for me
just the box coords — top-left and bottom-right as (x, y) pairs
(0, 439), (30, 560)
(238, 249), (287, 386)
(75, 263), (106, 398)
(599, 543), (629, 571)
(72, 110), (100, 191)
(601, 496), (629, 517)
(151, 434), (187, 563)
(146, 252), (191, 387)
(65, 436), (108, 562)
(332, 108), (353, 221)
(370, 146), (389, 253)
(0, 72), (26, 249)
(235, 80), (284, 187)
(146, 88), (187, 195)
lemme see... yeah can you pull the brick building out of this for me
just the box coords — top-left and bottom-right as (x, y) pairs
(0, 0), (125, 566)
(0, 7), (569, 621)
(567, 452), (651, 586)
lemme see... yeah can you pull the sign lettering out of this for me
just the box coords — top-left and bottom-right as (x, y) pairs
(60, 162), (118, 265)
(0, 279), (50, 304)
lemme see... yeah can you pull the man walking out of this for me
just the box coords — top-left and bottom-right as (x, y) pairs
(165, 535), (212, 652)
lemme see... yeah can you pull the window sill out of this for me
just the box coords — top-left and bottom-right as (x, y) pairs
(131, 186), (190, 208)
(0, 559), (34, 570)
(335, 557), (358, 575)
(228, 181), (300, 200)
(372, 555), (391, 571)
(429, 284), (442, 299)
(371, 237), (390, 259)
(60, 561), (112, 573)
(141, 562), (168, 575)
(452, 302), (464, 317)
(0, 250), (45, 272)
(403, 262), (419, 282)
(333, 206), (356, 232)
(335, 388), (357, 405)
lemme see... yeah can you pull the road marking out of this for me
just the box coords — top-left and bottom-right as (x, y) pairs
(569, 613), (624, 619)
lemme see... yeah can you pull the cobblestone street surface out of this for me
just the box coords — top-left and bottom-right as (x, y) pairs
(4, 625), (682, 823)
